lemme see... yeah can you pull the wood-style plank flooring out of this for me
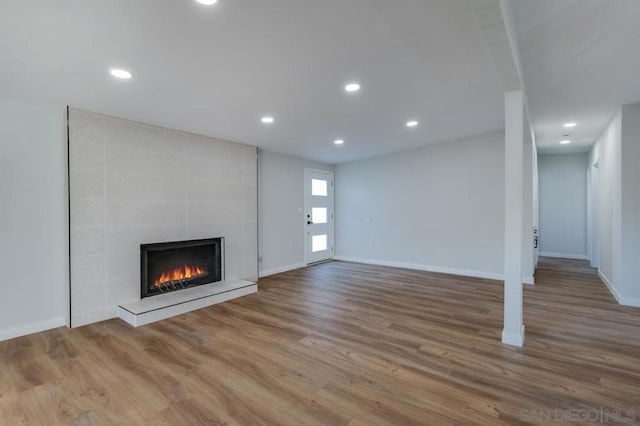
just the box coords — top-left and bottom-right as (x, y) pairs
(1, 259), (639, 425)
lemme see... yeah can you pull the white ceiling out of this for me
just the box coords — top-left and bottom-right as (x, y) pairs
(0, 0), (505, 164)
(512, 0), (640, 154)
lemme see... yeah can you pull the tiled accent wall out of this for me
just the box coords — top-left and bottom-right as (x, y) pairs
(69, 108), (258, 327)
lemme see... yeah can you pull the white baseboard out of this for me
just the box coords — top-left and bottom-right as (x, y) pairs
(261, 257), (534, 285)
(259, 262), (306, 278)
(598, 269), (623, 305)
(539, 252), (589, 260)
(0, 317), (67, 342)
(597, 271), (640, 308)
(502, 325), (525, 347)
(335, 255), (533, 284)
(598, 270), (620, 303)
(334, 255), (512, 282)
(620, 296), (640, 308)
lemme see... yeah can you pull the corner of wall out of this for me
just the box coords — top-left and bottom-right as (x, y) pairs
(0, 99), (68, 338)
(257, 149), (333, 276)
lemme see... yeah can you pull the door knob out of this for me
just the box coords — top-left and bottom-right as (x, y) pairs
(307, 221), (314, 225)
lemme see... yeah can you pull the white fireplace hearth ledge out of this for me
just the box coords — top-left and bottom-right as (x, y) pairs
(118, 280), (257, 327)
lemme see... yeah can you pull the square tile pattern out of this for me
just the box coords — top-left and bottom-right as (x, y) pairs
(69, 108), (258, 327)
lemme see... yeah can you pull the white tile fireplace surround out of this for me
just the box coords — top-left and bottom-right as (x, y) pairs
(68, 108), (258, 327)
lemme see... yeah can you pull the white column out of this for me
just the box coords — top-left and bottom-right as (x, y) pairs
(502, 89), (525, 347)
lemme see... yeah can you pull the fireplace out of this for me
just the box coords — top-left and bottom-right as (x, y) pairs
(141, 238), (223, 298)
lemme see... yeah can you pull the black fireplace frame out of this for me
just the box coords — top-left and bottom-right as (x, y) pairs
(140, 237), (224, 299)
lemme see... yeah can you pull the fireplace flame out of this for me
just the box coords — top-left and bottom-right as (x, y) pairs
(154, 264), (207, 287)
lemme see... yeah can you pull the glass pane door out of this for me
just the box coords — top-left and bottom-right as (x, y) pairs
(304, 169), (334, 264)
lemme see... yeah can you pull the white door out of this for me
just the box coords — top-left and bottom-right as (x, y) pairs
(304, 169), (334, 264)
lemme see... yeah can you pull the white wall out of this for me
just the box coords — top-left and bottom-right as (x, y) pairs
(589, 104), (640, 307)
(620, 103), (640, 305)
(334, 131), (506, 279)
(258, 150), (333, 276)
(538, 153), (588, 258)
(0, 99), (67, 341)
(589, 111), (621, 295)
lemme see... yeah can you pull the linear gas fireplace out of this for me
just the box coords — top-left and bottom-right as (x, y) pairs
(141, 238), (223, 298)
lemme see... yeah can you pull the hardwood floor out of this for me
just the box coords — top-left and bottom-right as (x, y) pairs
(1, 259), (639, 425)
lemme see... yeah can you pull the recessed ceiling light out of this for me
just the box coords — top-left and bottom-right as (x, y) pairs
(564, 122), (577, 128)
(261, 116), (274, 124)
(560, 140), (571, 145)
(345, 83), (361, 92)
(196, 0), (218, 5)
(334, 139), (344, 145)
(109, 68), (133, 79)
(406, 120), (419, 128)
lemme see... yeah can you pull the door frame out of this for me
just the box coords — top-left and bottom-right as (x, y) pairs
(303, 168), (335, 265)
(588, 162), (600, 269)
